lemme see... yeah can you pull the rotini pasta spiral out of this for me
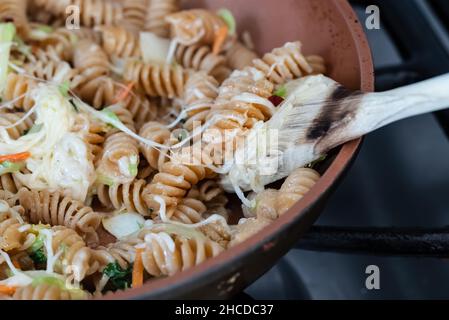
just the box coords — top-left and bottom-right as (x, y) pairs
(123, 59), (189, 98)
(0, 201), (34, 252)
(166, 9), (226, 45)
(208, 67), (274, 130)
(252, 41), (325, 85)
(138, 121), (173, 171)
(0, 171), (25, 194)
(122, 92), (158, 130)
(182, 71), (219, 131)
(97, 179), (150, 217)
(50, 226), (97, 281)
(143, 161), (207, 211)
(3, 73), (37, 112)
(25, 58), (80, 84)
(17, 188), (102, 243)
(91, 237), (141, 270)
(72, 40), (116, 109)
(244, 168), (321, 220)
(122, 0), (149, 35)
(96, 104), (139, 184)
(38, 27), (101, 61)
(224, 41), (259, 70)
(175, 44), (231, 82)
(140, 229), (223, 277)
(0, 112), (34, 140)
(0, 0), (29, 37)
(12, 283), (88, 300)
(98, 26), (141, 59)
(145, 0), (179, 37)
(275, 167), (320, 215)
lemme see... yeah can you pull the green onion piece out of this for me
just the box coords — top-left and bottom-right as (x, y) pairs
(58, 81), (70, 97)
(274, 86), (287, 98)
(69, 33), (78, 45)
(0, 161), (24, 175)
(37, 25), (53, 34)
(0, 23), (16, 94)
(97, 174), (114, 187)
(100, 108), (121, 127)
(128, 163), (138, 177)
(217, 9), (236, 35)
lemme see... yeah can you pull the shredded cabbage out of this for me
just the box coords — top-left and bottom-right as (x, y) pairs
(0, 23), (15, 94)
(102, 212), (145, 239)
(140, 32), (171, 65)
(0, 85), (95, 201)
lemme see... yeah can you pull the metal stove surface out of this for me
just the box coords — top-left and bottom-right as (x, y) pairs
(246, 0), (449, 300)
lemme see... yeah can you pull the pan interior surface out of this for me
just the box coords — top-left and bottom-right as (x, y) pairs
(106, 0), (373, 300)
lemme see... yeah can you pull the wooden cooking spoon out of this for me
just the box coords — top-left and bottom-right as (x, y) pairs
(221, 73), (449, 192)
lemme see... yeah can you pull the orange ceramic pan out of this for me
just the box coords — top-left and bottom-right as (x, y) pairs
(104, 0), (374, 299)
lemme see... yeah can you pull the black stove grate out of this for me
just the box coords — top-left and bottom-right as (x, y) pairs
(296, 0), (449, 257)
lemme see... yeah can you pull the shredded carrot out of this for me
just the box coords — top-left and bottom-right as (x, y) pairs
(0, 285), (17, 295)
(212, 25), (229, 55)
(0, 152), (31, 164)
(132, 248), (144, 288)
(113, 82), (135, 104)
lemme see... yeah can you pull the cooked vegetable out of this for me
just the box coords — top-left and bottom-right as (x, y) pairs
(0, 152), (31, 164)
(102, 212), (145, 239)
(0, 161), (24, 175)
(217, 9), (236, 35)
(213, 26), (229, 55)
(132, 248), (144, 288)
(102, 262), (132, 291)
(0, 23), (15, 94)
(0, 285), (16, 295)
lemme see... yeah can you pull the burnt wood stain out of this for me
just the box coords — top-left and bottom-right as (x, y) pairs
(306, 85), (362, 141)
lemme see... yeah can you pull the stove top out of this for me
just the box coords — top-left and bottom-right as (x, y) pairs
(246, 0), (449, 300)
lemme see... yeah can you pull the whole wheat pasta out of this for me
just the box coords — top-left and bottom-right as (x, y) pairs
(123, 59), (189, 98)
(17, 188), (102, 243)
(145, 0), (179, 37)
(0, 0), (29, 37)
(12, 283), (88, 300)
(175, 44), (231, 82)
(166, 9), (226, 45)
(225, 41), (259, 70)
(97, 26), (141, 59)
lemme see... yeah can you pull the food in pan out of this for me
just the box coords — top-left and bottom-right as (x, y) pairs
(0, 0), (327, 299)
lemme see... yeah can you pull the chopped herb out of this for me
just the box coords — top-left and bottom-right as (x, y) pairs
(307, 154), (327, 168)
(29, 234), (47, 266)
(0, 161), (24, 175)
(274, 85), (287, 98)
(37, 25), (53, 34)
(103, 262), (132, 291)
(101, 108), (120, 127)
(129, 162), (138, 177)
(97, 174), (114, 187)
(217, 9), (236, 35)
